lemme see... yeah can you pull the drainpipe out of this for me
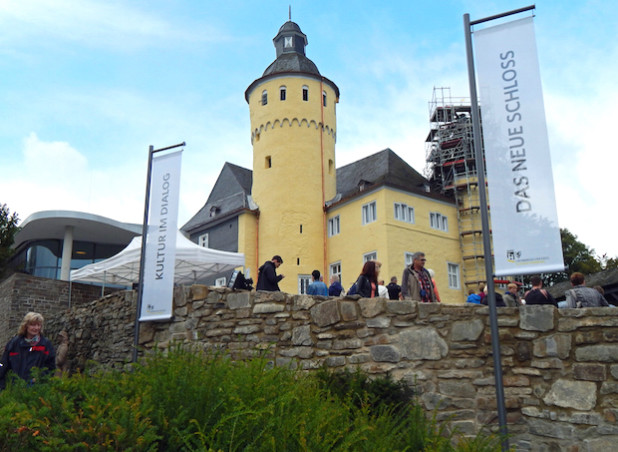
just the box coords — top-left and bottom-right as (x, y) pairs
(320, 80), (327, 277)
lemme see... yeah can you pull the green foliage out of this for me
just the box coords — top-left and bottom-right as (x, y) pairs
(0, 346), (506, 451)
(0, 203), (20, 279)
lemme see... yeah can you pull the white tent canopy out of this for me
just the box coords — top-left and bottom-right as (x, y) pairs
(70, 231), (245, 285)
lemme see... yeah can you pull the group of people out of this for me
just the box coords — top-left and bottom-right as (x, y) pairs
(465, 272), (610, 308)
(255, 252), (614, 309)
(255, 251), (440, 302)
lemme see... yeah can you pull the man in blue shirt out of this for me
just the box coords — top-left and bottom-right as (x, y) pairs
(307, 270), (328, 296)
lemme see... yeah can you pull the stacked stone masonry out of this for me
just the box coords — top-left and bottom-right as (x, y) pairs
(38, 285), (618, 451)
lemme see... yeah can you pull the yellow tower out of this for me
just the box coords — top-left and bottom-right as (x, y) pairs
(245, 21), (340, 293)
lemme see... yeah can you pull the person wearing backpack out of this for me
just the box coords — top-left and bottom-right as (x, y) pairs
(351, 261), (380, 298)
(565, 272), (609, 308)
(524, 275), (557, 306)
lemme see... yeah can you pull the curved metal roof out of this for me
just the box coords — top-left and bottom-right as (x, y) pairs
(14, 210), (142, 248)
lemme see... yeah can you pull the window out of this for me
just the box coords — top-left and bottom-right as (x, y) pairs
(328, 215), (340, 237)
(198, 233), (209, 248)
(215, 277), (226, 287)
(284, 36), (293, 48)
(362, 201), (377, 225)
(394, 203), (415, 224)
(298, 274), (311, 294)
(330, 262), (341, 280)
(261, 90), (267, 105)
(447, 263), (460, 289)
(265, 156), (271, 168)
(430, 212), (448, 231)
(302, 86), (308, 101)
(280, 86), (286, 101)
(322, 91), (327, 107)
(405, 252), (414, 266)
(363, 252), (377, 262)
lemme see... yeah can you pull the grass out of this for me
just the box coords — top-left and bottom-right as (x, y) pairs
(0, 345), (509, 451)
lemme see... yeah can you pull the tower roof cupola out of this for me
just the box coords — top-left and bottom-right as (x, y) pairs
(274, 21), (307, 57)
(262, 21), (320, 77)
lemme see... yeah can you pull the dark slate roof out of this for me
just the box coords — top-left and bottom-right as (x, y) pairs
(263, 52), (320, 77)
(181, 162), (253, 234)
(332, 149), (453, 205)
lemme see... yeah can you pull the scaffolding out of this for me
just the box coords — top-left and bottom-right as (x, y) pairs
(425, 87), (488, 292)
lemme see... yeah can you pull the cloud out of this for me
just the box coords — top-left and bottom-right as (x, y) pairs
(0, 0), (224, 52)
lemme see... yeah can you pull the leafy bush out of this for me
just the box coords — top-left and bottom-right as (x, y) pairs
(0, 346), (508, 451)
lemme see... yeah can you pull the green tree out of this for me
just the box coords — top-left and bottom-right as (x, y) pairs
(0, 203), (20, 279)
(541, 228), (603, 286)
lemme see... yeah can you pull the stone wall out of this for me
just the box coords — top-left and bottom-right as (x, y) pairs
(43, 286), (618, 452)
(0, 273), (115, 347)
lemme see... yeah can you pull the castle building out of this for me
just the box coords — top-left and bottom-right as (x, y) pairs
(182, 20), (465, 303)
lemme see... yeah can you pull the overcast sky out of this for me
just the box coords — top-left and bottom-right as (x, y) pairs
(1, 0), (617, 258)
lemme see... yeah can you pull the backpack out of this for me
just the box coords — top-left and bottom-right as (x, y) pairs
(348, 282), (358, 295)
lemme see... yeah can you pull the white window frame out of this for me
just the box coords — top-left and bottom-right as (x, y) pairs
(363, 252), (377, 263)
(447, 263), (460, 289)
(302, 85), (309, 101)
(330, 262), (341, 280)
(404, 252), (414, 266)
(198, 233), (209, 248)
(394, 202), (415, 224)
(430, 212), (448, 232)
(328, 215), (340, 237)
(215, 277), (226, 287)
(298, 274), (311, 295)
(362, 201), (377, 225)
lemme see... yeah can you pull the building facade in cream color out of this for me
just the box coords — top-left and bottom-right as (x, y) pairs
(182, 20), (466, 303)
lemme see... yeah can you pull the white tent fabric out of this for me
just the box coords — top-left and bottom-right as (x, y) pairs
(70, 231), (245, 285)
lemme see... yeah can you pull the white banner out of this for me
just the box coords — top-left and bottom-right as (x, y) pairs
(474, 17), (564, 276)
(140, 149), (183, 321)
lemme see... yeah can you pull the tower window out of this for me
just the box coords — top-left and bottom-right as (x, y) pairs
(328, 159), (334, 174)
(284, 36), (293, 48)
(262, 90), (268, 105)
(265, 156), (271, 168)
(280, 86), (286, 101)
(302, 86), (308, 101)
(322, 91), (327, 107)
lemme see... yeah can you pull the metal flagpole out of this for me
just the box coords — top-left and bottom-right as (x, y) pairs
(464, 6), (535, 451)
(132, 142), (185, 363)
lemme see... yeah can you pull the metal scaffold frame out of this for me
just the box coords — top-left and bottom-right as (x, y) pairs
(425, 87), (488, 291)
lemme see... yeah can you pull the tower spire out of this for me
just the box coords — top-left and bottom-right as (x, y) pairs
(289, 5), (291, 21)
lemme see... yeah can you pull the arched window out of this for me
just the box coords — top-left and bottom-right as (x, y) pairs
(261, 90), (268, 105)
(280, 86), (286, 101)
(302, 85), (309, 101)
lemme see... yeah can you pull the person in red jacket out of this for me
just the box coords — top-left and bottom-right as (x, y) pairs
(0, 312), (56, 390)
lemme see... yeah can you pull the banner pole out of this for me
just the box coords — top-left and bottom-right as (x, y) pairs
(133, 145), (154, 363)
(464, 13), (509, 450)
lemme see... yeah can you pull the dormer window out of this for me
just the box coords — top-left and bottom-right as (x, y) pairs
(209, 206), (220, 217)
(284, 36), (293, 48)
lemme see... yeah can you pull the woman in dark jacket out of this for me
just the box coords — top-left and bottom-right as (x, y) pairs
(0, 312), (56, 390)
(355, 261), (380, 298)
